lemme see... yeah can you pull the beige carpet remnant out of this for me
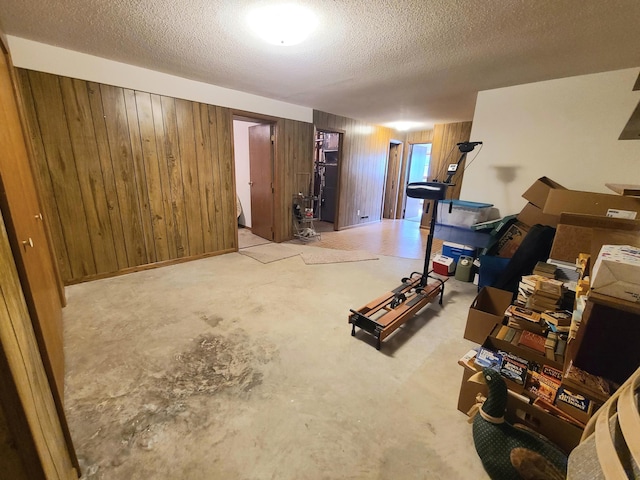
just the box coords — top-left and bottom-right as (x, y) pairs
(238, 243), (304, 264)
(237, 227), (271, 249)
(301, 248), (378, 265)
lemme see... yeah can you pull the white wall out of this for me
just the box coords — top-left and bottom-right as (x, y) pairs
(461, 68), (640, 216)
(233, 121), (260, 227)
(7, 36), (312, 123)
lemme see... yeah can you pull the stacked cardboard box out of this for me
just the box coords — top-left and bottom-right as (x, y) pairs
(457, 178), (640, 455)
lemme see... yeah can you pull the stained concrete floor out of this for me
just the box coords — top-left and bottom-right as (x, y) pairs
(63, 246), (490, 479)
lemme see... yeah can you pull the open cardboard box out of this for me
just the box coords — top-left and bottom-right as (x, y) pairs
(464, 286), (512, 344)
(591, 244), (640, 303)
(484, 327), (564, 372)
(543, 189), (640, 218)
(457, 365), (582, 454)
(517, 202), (560, 228)
(522, 177), (566, 209)
(548, 213), (640, 267)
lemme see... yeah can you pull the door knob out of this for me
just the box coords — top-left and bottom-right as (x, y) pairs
(22, 238), (34, 248)
(249, 182), (254, 186)
(35, 213), (43, 220)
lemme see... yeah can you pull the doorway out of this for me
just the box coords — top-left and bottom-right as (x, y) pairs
(232, 118), (275, 241)
(383, 141), (404, 219)
(404, 143), (432, 222)
(313, 130), (342, 227)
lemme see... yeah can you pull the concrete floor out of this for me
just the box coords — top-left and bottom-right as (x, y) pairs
(63, 246), (489, 479)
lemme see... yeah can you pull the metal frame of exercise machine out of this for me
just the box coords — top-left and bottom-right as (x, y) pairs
(348, 141), (483, 350)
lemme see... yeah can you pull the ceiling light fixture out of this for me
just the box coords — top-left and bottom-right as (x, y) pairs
(386, 121), (424, 132)
(247, 4), (318, 46)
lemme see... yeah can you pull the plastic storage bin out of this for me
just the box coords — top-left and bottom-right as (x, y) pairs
(442, 241), (477, 263)
(436, 200), (494, 227)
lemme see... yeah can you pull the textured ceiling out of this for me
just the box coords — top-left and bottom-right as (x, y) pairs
(1, 0), (639, 128)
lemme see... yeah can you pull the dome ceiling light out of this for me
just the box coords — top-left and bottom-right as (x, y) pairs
(247, 4), (318, 46)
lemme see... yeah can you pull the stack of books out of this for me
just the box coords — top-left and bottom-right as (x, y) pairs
(541, 310), (572, 333)
(526, 277), (564, 312)
(533, 261), (557, 278)
(504, 304), (545, 333)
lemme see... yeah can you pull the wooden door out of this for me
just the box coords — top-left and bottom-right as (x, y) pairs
(248, 124), (274, 240)
(383, 143), (402, 219)
(0, 51), (65, 404)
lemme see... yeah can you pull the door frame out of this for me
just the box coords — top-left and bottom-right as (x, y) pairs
(382, 140), (404, 220)
(313, 128), (344, 231)
(232, 111), (278, 240)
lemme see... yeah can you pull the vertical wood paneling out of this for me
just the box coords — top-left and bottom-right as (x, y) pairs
(313, 111), (395, 229)
(194, 103), (215, 253)
(16, 70), (72, 281)
(26, 71), (95, 279)
(86, 82), (129, 270)
(123, 88), (155, 263)
(274, 118), (314, 242)
(58, 78), (119, 274)
(150, 94), (178, 259)
(421, 121), (472, 227)
(175, 99), (204, 256)
(100, 84), (148, 266)
(215, 106), (235, 250)
(18, 70), (237, 283)
(160, 96), (189, 258)
(207, 105), (224, 252)
(135, 92), (170, 261)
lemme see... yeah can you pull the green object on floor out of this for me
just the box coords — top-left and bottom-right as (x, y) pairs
(470, 368), (568, 479)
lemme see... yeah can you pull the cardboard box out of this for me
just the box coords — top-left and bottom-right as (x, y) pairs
(484, 328), (564, 372)
(505, 393), (583, 453)
(493, 221), (530, 258)
(457, 365), (582, 453)
(543, 189), (640, 218)
(464, 286), (512, 344)
(549, 214), (640, 266)
(591, 245), (640, 303)
(517, 202), (560, 228)
(522, 177), (566, 209)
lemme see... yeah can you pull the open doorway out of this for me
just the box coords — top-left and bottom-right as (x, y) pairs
(404, 143), (432, 222)
(383, 141), (404, 219)
(233, 117), (275, 241)
(313, 130), (342, 229)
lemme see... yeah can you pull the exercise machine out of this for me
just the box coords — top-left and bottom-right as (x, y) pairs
(348, 141), (483, 350)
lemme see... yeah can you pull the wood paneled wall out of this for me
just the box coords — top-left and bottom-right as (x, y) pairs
(17, 70), (236, 284)
(0, 211), (76, 480)
(429, 121), (472, 199)
(274, 118), (314, 242)
(421, 121), (472, 227)
(313, 110), (396, 229)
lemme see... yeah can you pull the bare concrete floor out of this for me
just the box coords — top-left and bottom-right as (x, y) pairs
(63, 247), (489, 479)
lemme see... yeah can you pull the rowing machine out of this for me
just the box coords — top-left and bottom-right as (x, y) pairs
(348, 141), (483, 349)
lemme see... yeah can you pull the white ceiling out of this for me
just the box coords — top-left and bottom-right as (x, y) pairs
(1, 0), (639, 129)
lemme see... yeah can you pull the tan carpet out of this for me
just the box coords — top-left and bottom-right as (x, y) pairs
(238, 243), (304, 264)
(238, 228), (271, 249)
(301, 248), (378, 265)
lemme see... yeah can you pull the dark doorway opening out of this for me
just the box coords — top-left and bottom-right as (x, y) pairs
(313, 130), (342, 227)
